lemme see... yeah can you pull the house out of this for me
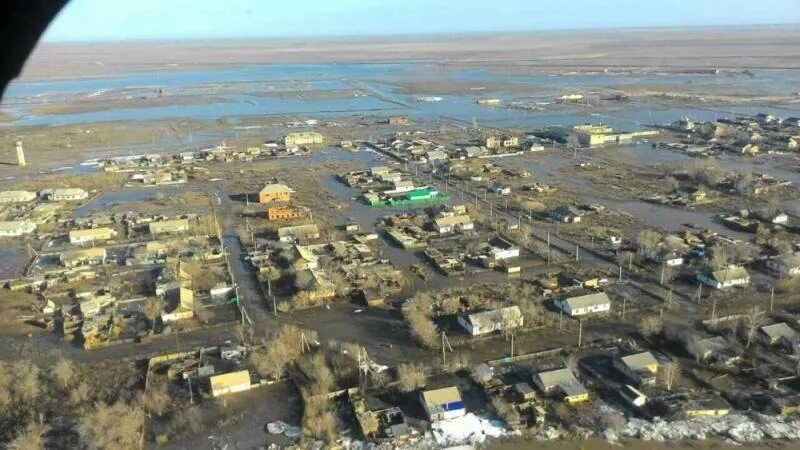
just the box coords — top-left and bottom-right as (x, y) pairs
(209, 370), (252, 397)
(758, 323), (797, 346)
(457, 306), (523, 336)
(48, 188), (89, 202)
(60, 248), (107, 268)
(620, 384), (648, 408)
(388, 116), (410, 126)
(554, 292), (611, 317)
(149, 219), (190, 237)
(532, 368), (589, 404)
(550, 205), (582, 223)
(485, 136), (500, 150)
(691, 336), (740, 364)
(284, 132), (324, 146)
(259, 184), (292, 204)
(697, 266), (750, 289)
(766, 255), (800, 277)
(502, 136), (519, 148)
(420, 386), (466, 421)
(784, 117), (800, 128)
(484, 237), (518, 262)
(0, 190), (36, 204)
(489, 182), (512, 196)
(278, 224), (320, 243)
(267, 206), (303, 221)
(0, 220), (36, 237)
(771, 212), (789, 224)
(433, 215), (474, 234)
(684, 397), (731, 418)
(613, 352), (660, 386)
(69, 227), (116, 245)
(221, 344), (247, 360)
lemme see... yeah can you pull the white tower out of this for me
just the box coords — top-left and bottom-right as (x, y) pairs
(15, 141), (26, 167)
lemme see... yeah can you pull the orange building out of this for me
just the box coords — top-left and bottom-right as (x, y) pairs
(267, 206), (303, 221)
(259, 184), (292, 204)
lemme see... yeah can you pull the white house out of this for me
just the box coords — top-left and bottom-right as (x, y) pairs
(0, 220), (36, 237)
(489, 237), (520, 260)
(554, 292), (611, 317)
(697, 266), (750, 289)
(457, 306), (523, 336)
(766, 255), (800, 278)
(434, 215), (474, 234)
(420, 386), (466, 422)
(48, 188), (89, 202)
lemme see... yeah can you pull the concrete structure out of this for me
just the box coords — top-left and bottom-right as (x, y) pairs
(457, 306), (523, 336)
(532, 368), (589, 404)
(0, 220), (36, 237)
(259, 184), (292, 204)
(550, 205), (582, 223)
(572, 124), (659, 147)
(433, 215), (474, 234)
(766, 255), (800, 277)
(267, 206), (303, 221)
(278, 224), (320, 243)
(489, 237), (519, 261)
(15, 141), (25, 167)
(420, 386), (466, 421)
(210, 370), (252, 397)
(554, 292), (611, 317)
(0, 190), (36, 204)
(49, 188), (89, 202)
(284, 132), (324, 146)
(149, 219), (190, 237)
(60, 248), (107, 268)
(614, 352), (660, 386)
(697, 266), (750, 289)
(69, 227), (116, 245)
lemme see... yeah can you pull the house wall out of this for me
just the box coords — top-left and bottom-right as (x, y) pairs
(259, 191), (291, 204)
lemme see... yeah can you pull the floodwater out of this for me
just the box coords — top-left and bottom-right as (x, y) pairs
(72, 185), (189, 218)
(3, 63), (800, 128)
(0, 247), (29, 280)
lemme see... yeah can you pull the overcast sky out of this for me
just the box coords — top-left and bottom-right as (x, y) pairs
(42, 0), (800, 42)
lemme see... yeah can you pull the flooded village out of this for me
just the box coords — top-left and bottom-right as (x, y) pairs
(2, 26), (800, 450)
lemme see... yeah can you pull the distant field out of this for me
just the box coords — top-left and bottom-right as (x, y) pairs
(19, 26), (800, 79)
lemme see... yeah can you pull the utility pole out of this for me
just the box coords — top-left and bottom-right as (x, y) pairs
(696, 284), (703, 303)
(510, 332), (515, 358)
(622, 297), (627, 321)
(770, 286), (775, 312)
(660, 264), (666, 285)
(577, 320), (583, 348)
(711, 296), (717, 324)
(575, 245), (579, 262)
(618, 265), (623, 282)
(559, 309), (563, 331)
(441, 331), (452, 366)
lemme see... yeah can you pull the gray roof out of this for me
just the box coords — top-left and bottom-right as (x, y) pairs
(710, 266), (750, 282)
(620, 352), (659, 371)
(775, 255), (800, 269)
(561, 292), (611, 310)
(535, 368), (579, 389)
(760, 323), (796, 341)
(463, 306), (522, 329)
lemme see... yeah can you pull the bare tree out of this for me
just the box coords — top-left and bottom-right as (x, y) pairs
(603, 412), (626, 435)
(745, 306), (766, 348)
(143, 297), (165, 332)
(52, 358), (76, 389)
(302, 397), (337, 444)
(660, 360), (681, 391)
(708, 245), (728, 269)
(396, 363), (427, 392)
(8, 422), (48, 450)
(637, 230), (662, 254)
(168, 406), (203, 440)
(79, 401), (144, 450)
(144, 381), (171, 416)
(639, 315), (663, 338)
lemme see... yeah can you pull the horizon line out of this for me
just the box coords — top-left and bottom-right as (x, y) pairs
(40, 22), (800, 45)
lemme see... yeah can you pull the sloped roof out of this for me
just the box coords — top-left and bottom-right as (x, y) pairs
(760, 322), (796, 341)
(464, 306), (522, 329)
(621, 352), (659, 371)
(434, 215), (473, 228)
(421, 386), (462, 407)
(561, 292), (610, 310)
(210, 370), (251, 391)
(535, 368), (579, 389)
(260, 183), (292, 194)
(710, 266), (750, 282)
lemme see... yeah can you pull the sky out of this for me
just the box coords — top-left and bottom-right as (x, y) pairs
(42, 0), (800, 42)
